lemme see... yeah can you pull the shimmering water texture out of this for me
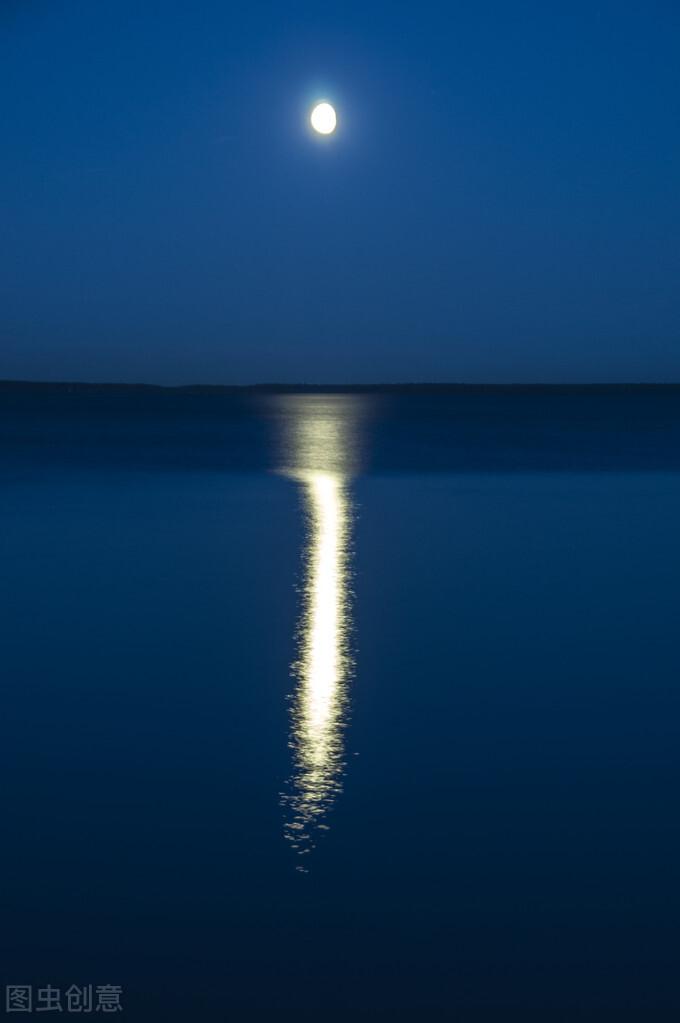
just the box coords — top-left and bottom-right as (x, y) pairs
(272, 397), (367, 869)
(4, 386), (680, 1018)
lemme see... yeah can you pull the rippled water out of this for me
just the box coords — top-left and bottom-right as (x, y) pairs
(273, 398), (360, 865)
(2, 386), (680, 1021)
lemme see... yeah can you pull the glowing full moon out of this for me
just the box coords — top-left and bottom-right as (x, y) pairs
(310, 102), (337, 135)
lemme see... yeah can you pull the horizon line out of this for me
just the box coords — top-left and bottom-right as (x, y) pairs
(2, 378), (680, 392)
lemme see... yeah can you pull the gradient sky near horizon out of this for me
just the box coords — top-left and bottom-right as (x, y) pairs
(2, 0), (679, 383)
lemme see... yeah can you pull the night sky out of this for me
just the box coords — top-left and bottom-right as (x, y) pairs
(2, 1), (679, 384)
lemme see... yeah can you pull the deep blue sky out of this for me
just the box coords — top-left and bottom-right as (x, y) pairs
(2, 1), (679, 383)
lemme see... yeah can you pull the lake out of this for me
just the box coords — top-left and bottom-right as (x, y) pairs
(2, 385), (680, 1021)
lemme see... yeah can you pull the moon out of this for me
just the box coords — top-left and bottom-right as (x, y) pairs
(310, 102), (337, 135)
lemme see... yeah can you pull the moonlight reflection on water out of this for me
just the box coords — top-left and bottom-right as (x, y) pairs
(271, 396), (367, 869)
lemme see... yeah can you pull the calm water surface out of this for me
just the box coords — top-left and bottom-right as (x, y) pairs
(2, 388), (680, 1021)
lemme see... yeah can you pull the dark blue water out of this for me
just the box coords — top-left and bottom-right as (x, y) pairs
(2, 387), (680, 1021)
